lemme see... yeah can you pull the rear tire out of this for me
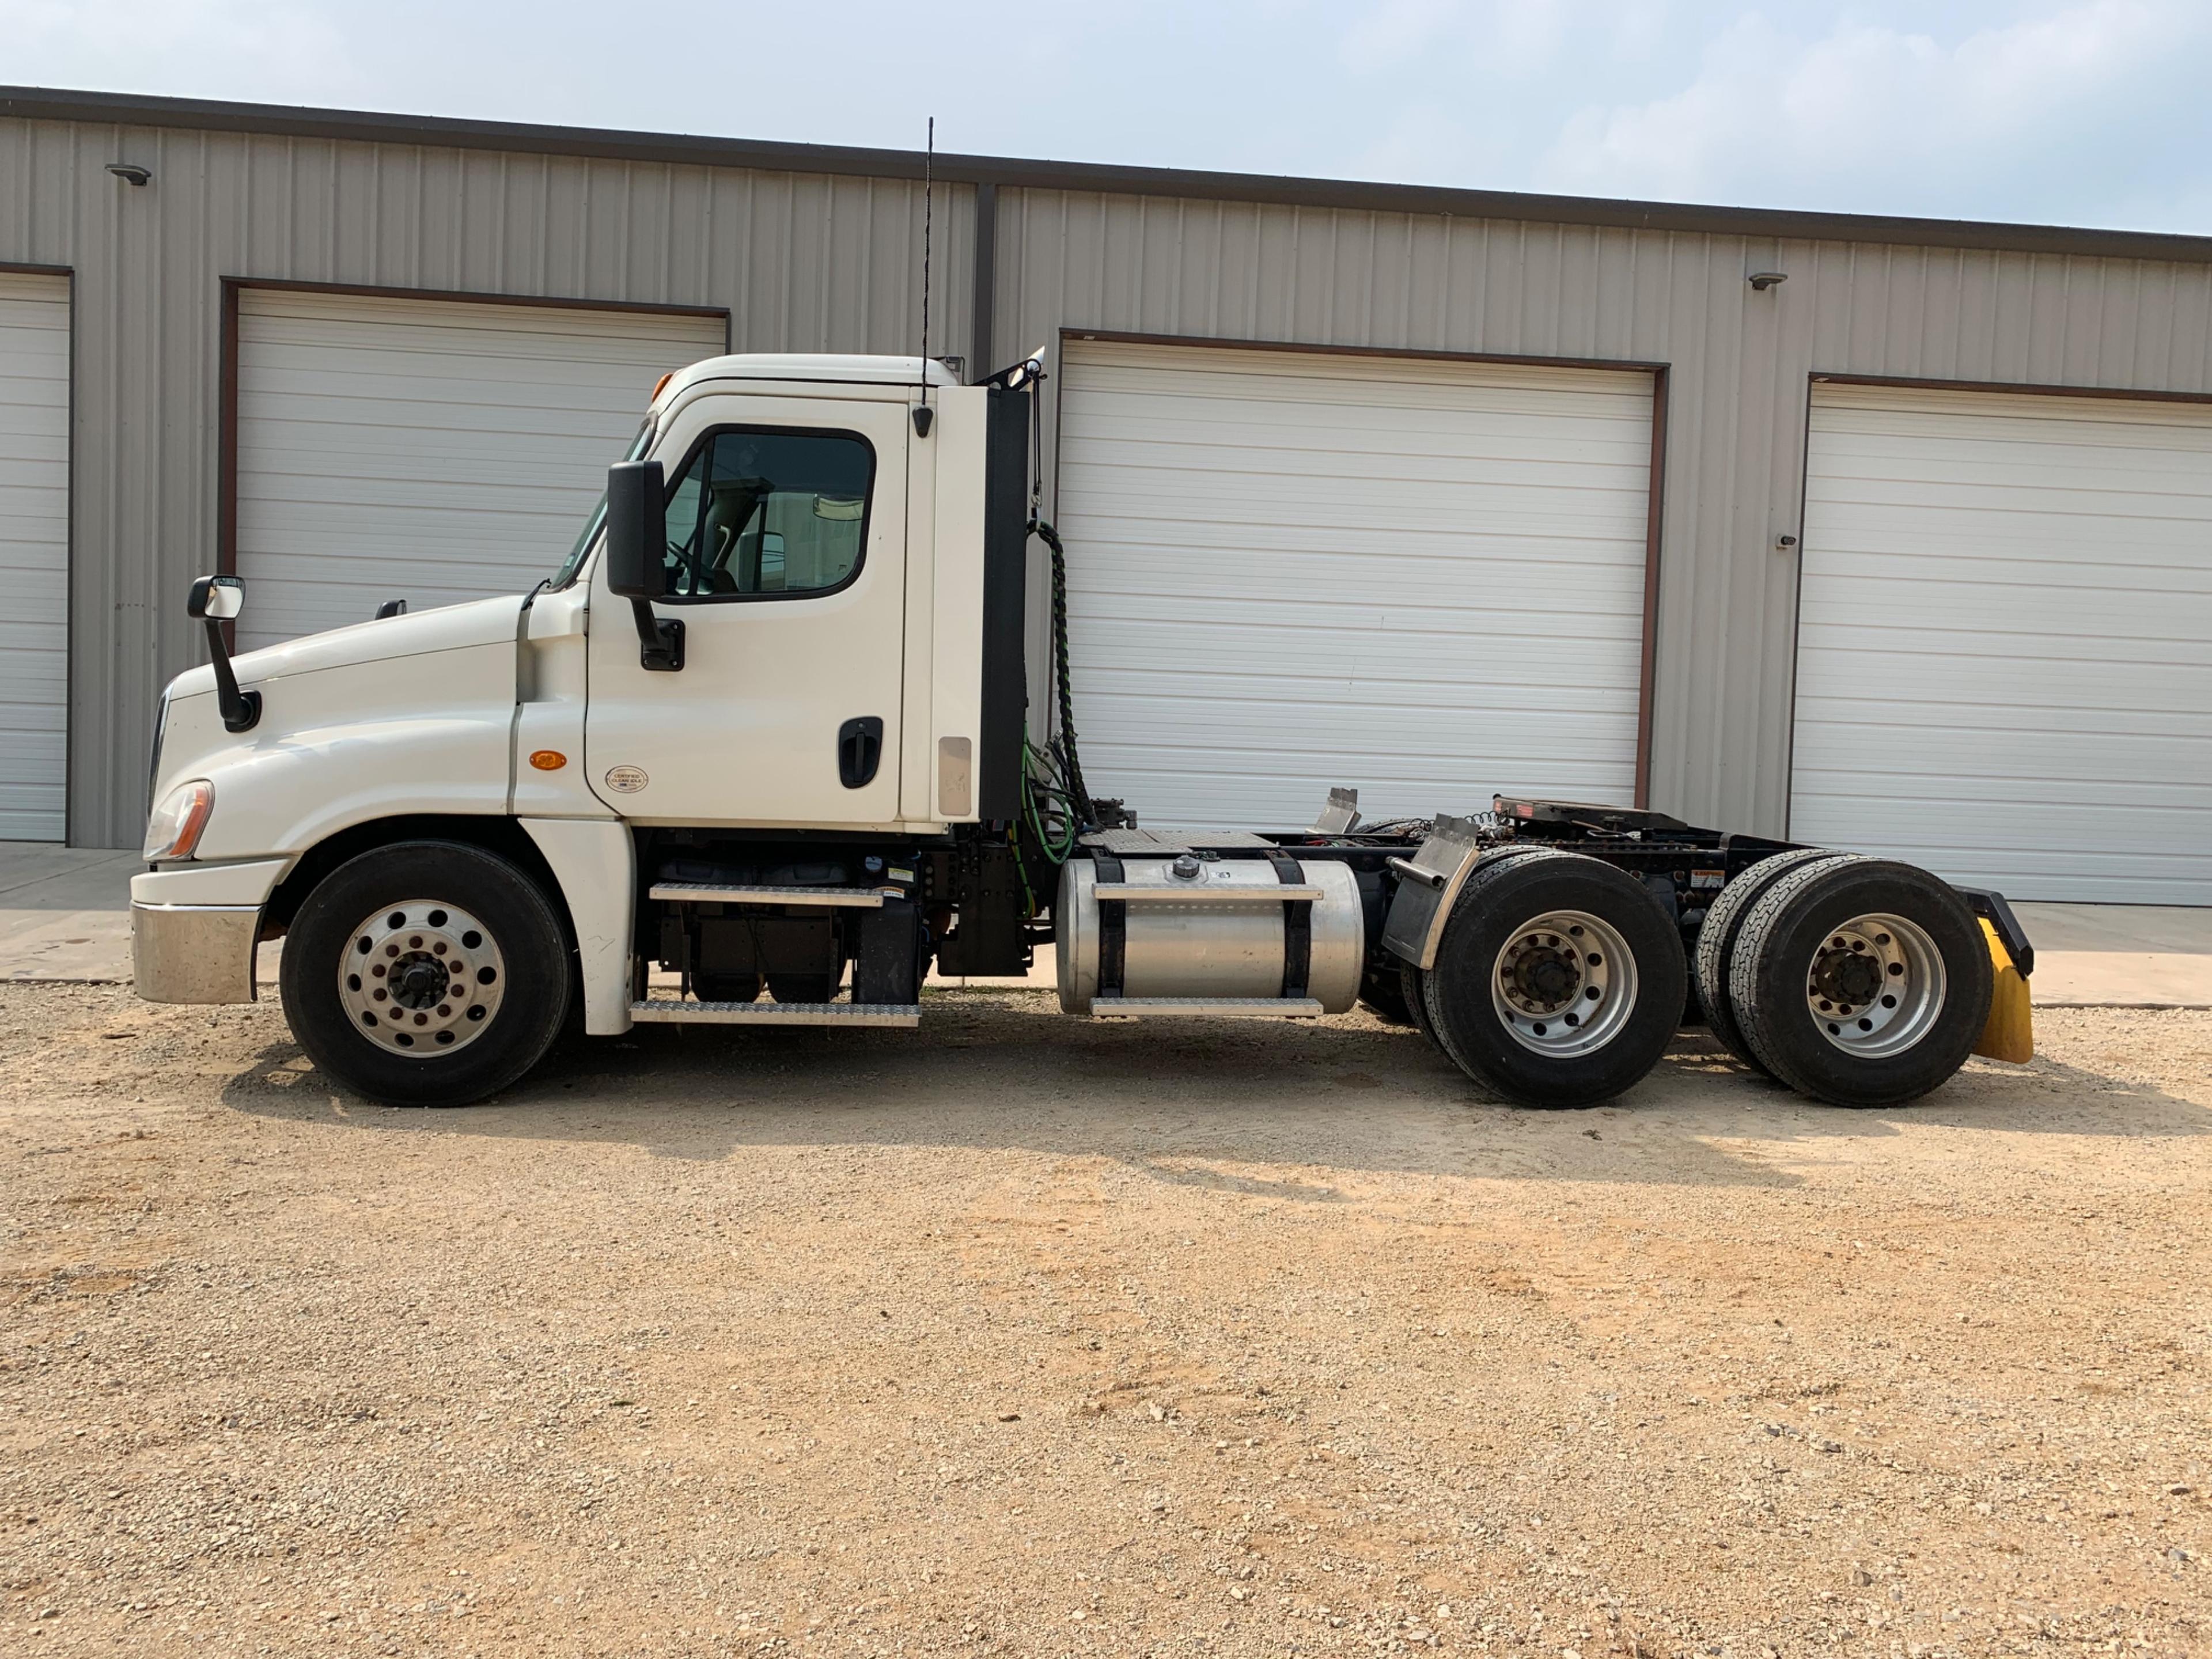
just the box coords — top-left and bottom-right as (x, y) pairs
(1420, 849), (1685, 1108)
(281, 840), (571, 1107)
(1691, 847), (1838, 1075)
(1729, 855), (1991, 1108)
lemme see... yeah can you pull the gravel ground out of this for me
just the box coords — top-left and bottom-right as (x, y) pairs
(1, 983), (2207, 1659)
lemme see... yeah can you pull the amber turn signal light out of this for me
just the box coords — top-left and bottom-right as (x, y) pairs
(529, 750), (567, 771)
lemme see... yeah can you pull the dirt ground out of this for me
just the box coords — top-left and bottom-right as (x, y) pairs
(0, 985), (2207, 1659)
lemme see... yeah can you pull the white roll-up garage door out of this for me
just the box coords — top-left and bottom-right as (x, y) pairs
(236, 290), (726, 652)
(0, 271), (70, 842)
(1056, 340), (1656, 829)
(1792, 382), (2212, 904)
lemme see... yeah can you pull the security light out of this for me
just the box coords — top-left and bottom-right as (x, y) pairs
(107, 163), (152, 186)
(1748, 271), (1787, 291)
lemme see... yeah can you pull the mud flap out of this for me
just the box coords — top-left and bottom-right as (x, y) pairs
(1974, 918), (2034, 1063)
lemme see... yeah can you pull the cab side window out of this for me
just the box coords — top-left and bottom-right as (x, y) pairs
(660, 428), (873, 600)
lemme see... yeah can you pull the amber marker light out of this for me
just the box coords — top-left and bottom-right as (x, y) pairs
(530, 751), (567, 771)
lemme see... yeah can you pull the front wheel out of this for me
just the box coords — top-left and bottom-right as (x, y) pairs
(279, 840), (572, 1107)
(1420, 848), (1686, 1108)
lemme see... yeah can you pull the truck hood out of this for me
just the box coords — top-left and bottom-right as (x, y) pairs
(165, 593), (528, 699)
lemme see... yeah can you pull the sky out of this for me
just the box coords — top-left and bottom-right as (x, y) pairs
(7, 0), (2212, 233)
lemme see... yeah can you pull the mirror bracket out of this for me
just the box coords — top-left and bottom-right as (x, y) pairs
(204, 623), (263, 730)
(630, 600), (684, 672)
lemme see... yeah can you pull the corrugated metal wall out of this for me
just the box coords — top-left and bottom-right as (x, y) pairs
(996, 190), (2212, 836)
(7, 105), (2212, 846)
(0, 116), (969, 846)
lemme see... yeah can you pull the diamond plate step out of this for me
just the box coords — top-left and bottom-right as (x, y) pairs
(649, 883), (893, 907)
(629, 999), (920, 1028)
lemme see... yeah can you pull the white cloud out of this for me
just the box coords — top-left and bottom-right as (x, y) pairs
(1339, 0), (1467, 74)
(1, 0), (362, 101)
(1533, 0), (2210, 218)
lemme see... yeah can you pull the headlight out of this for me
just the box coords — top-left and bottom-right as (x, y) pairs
(144, 779), (215, 862)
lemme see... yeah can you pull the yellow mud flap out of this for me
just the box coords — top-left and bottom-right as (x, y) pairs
(1975, 918), (2034, 1063)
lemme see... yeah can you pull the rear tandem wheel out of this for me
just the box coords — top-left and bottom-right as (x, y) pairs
(1418, 847), (1687, 1108)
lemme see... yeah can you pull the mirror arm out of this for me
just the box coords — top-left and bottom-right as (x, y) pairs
(628, 599), (684, 672)
(202, 618), (262, 732)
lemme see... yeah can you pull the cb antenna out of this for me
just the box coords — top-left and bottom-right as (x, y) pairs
(914, 115), (935, 437)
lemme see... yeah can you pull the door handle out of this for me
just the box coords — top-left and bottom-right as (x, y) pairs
(838, 716), (884, 789)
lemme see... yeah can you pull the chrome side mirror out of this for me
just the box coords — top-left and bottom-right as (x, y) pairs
(186, 574), (245, 622)
(184, 574), (259, 733)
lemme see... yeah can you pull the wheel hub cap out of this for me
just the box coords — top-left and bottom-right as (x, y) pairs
(337, 901), (506, 1056)
(1805, 912), (1946, 1059)
(1492, 910), (1640, 1059)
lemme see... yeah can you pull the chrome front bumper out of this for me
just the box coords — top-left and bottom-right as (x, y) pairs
(132, 902), (260, 1003)
(129, 858), (289, 1005)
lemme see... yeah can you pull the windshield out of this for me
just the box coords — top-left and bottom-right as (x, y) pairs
(550, 419), (655, 589)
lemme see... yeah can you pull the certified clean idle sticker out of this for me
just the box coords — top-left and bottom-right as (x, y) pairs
(603, 765), (649, 794)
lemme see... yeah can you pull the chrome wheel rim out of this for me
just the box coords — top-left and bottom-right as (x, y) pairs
(1493, 909), (1639, 1058)
(338, 900), (506, 1056)
(1806, 912), (1945, 1058)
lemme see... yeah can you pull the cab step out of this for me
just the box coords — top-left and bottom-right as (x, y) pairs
(649, 882), (894, 908)
(1089, 997), (1325, 1020)
(629, 999), (920, 1028)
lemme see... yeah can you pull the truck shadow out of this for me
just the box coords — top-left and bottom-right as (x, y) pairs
(217, 995), (2212, 1190)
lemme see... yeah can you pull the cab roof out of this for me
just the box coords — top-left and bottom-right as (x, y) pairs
(656, 353), (961, 407)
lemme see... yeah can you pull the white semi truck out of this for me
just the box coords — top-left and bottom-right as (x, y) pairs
(132, 350), (2035, 1109)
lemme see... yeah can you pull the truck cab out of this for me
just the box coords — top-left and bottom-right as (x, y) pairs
(135, 352), (2031, 1111)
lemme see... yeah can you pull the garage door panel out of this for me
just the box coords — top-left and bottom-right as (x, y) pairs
(1793, 383), (2212, 903)
(1059, 341), (1653, 827)
(0, 271), (69, 842)
(236, 290), (724, 652)
(1793, 735), (2212, 801)
(1073, 615), (1642, 691)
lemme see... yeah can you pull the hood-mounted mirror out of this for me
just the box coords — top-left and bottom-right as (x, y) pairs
(185, 574), (260, 732)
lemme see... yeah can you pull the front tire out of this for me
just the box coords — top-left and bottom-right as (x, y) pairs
(1420, 849), (1685, 1107)
(280, 840), (572, 1107)
(1728, 855), (1991, 1108)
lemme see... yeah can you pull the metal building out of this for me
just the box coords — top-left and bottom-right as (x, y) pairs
(2, 86), (2207, 903)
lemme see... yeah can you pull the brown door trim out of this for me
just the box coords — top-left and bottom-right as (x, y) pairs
(1060, 325), (1668, 377)
(1054, 328), (1671, 812)
(1810, 370), (2212, 408)
(225, 275), (732, 329)
(1634, 366), (1669, 810)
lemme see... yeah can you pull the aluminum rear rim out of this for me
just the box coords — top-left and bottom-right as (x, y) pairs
(1806, 911), (1945, 1058)
(338, 900), (507, 1056)
(1493, 909), (1639, 1059)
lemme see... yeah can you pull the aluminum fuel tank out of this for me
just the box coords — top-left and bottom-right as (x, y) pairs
(1056, 854), (1364, 1014)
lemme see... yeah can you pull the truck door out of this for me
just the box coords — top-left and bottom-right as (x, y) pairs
(582, 393), (908, 826)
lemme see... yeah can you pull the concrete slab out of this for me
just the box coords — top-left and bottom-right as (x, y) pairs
(2016, 901), (2212, 1007)
(1, 842), (2202, 1006)
(0, 846), (139, 982)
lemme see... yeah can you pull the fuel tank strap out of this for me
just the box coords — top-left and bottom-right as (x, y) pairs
(1265, 849), (1312, 999)
(1093, 850), (1127, 998)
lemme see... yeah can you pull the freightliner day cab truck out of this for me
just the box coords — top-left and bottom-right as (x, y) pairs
(132, 350), (2036, 1109)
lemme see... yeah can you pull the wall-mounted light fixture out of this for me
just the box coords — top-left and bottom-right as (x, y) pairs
(1748, 271), (1787, 291)
(106, 162), (152, 186)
